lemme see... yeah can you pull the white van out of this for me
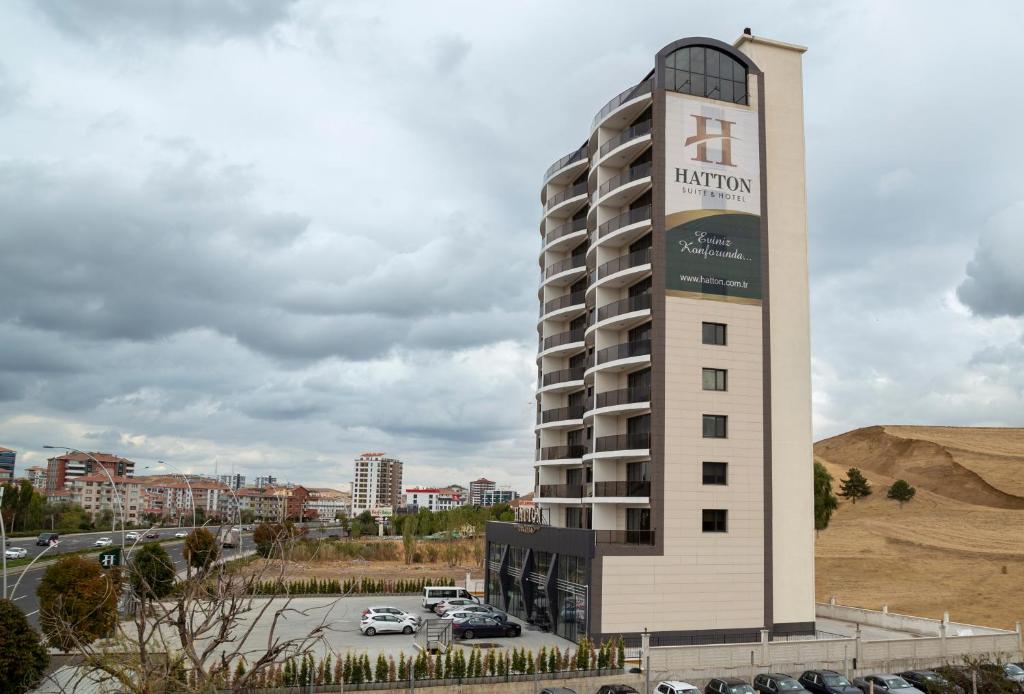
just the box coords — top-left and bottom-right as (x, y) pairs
(421, 586), (478, 611)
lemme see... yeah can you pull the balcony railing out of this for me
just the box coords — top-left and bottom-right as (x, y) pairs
(538, 483), (590, 498)
(546, 182), (588, 211)
(541, 366), (585, 387)
(536, 445), (586, 461)
(544, 216), (587, 247)
(599, 120), (652, 158)
(541, 291), (585, 317)
(595, 529), (656, 546)
(544, 145), (587, 183)
(596, 292), (651, 322)
(595, 339), (651, 365)
(591, 78), (654, 130)
(595, 385), (651, 409)
(540, 405), (585, 424)
(596, 247), (651, 280)
(593, 480), (651, 497)
(544, 254), (586, 279)
(542, 328), (585, 352)
(594, 432), (650, 452)
(597, 162), (652, 200)
(597, 205), (652, 240)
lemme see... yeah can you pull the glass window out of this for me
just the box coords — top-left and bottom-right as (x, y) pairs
(702, 414), (727, 438)
(702, 368), (727, 391)
(702, 509), (728, 532)
(703, 462), (727, 485)
(664, 45), (747, 105)
(702, 322), (727, 345)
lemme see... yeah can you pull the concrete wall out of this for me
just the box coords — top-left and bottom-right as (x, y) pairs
(816, 602), (1013, 637)
(336, 671), (643, 694)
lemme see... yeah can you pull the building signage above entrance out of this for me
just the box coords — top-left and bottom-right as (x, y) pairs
(514, 506), (548, 526)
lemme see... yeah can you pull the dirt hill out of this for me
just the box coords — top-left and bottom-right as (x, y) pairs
(814, 425), (1024, 629)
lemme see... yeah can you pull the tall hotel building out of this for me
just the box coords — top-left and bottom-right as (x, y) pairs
(350, 452), (403, 516)
(486, 33), (814, 644)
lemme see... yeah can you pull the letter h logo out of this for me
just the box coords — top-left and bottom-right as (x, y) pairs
(685, 115), (737, 167)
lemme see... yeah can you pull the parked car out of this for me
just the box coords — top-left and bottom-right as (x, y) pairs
(897, 671), (962, 694)
(755, 674), (810, 694)
(706, 678), (756, 694)
(596, 685), (639, 694)
(852, 675), (923, 694)
(174, 531), (188, 538)
(359, 613), (419, 636)
(539, 688), (576, 694)
(94, 537), (113, 547)
(443, 605), (508, 622)
(145, 531), (160, 539)
(1000, 664), (1024, 684)
(434, 597), (481, 614)
(36, 532), (59, 546)
(451, 616), (521, 640)
(421, 585), (478, 611)
(4, 547), (27, 559)
(799, 671), (862, 694)
(125, 531), (141, 541)
(361, 606), (422, 625)
(658, 681), (702, 694)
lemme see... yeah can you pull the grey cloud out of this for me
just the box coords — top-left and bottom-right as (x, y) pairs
(33, 0), (299, 41)
(956, 203), (1024, 318)
(434, 36), (471, 74)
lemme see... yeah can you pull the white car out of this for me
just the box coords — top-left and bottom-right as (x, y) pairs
(125, 532), (140, 541)
(362, 606), (422, 625)
(174, 531), (188, 538)
(94, 537), (113, 547)
(434, 597), (480, 615)
(360, 613), (420, 636)
(4, 547), (27, 559)
(658, 681), (702, 694)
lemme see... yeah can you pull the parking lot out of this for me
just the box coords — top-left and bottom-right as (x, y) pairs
(229, 594), (576, 661)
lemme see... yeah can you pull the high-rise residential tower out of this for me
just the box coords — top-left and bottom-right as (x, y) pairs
(486, 32), (814, 645)
(350, 452), (403, 515)
(0, 447), (15, 483)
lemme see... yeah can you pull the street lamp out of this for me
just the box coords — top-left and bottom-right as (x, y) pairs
(143, 461), (197, 529)
(44, 445), (127, 562)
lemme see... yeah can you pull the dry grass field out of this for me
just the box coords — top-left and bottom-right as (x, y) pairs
(814, 425), (1024, 629)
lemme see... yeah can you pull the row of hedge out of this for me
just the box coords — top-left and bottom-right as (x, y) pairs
(202, 636), (625, 690)
(247, 576), (456, 596)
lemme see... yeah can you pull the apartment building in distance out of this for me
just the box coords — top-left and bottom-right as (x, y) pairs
(138, 475), (228, 521)
(0, 447), (15, 483)
(351, 452), (403, 515)
(305, 488), (351, 520)
(66, 474), (144, 526)
(45, 451), (136, 494)
(254, 475), (277, 489)
(482, 488), (520, 506)
(24, 465), (47, 489)
(468, 477), (495, 506)
(487, 32), (814, 645)
(219, 473), (246, 491)
(406, 487), (464, 512)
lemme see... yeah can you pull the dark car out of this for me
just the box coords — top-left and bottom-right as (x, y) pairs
(799, 670), (861, 694)
(539, 689), (576, 694)
(596, 686), (639, 694)
(897, 671), (963, 694)
(706, 678), (756, 694)
(451, 616), (520, 640)
(36, 532), (59, 546)
(755, 673), (810, 694)
(852, 675), (923, 694)
(145, 531), (160, 539)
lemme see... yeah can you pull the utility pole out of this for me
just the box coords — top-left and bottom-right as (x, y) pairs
(0, 486), (7, 599)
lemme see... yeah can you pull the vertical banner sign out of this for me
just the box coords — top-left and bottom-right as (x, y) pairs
(664, 93), (762, 303)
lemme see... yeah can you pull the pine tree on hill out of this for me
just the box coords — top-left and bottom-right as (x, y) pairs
(839, 467), (872, 504)
(887, 479), (916, 507)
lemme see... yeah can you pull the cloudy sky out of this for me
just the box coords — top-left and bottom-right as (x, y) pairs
(1, 1), (1023, 491)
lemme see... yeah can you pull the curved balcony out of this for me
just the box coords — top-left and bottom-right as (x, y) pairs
(539, 328), (585, 359)
(543, 146), (588, 186)
(592, 293), (652, 332)
(543, 254), (587, 286)
(538, 483), (590, 499)
(539, 366), (585, 394)
(589, 339), (651, 375)
(594, 206), (653, 252)
(595, 162), (652, 207)
(591, 77), (654, 132)
(545, 181), (588, 218)
(597, 120), (652, 167)
(594, 247), (651, 291)
(542, 216), (588, 254)
(589, 385), (651, 418)
(593, 480), (651, 498)
(539, 290), (586, 323)
(536, 445), (586, 464)
(538, 405), (585, 430)
(588, 432), (651, 461)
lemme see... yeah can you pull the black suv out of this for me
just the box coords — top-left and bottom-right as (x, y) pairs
(36, 532), (58, 546)
(755, 674), (810, 694)
(799, 671), (861, 694)
(896, 671), (962, 694)
(706, 678), (756, 694)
